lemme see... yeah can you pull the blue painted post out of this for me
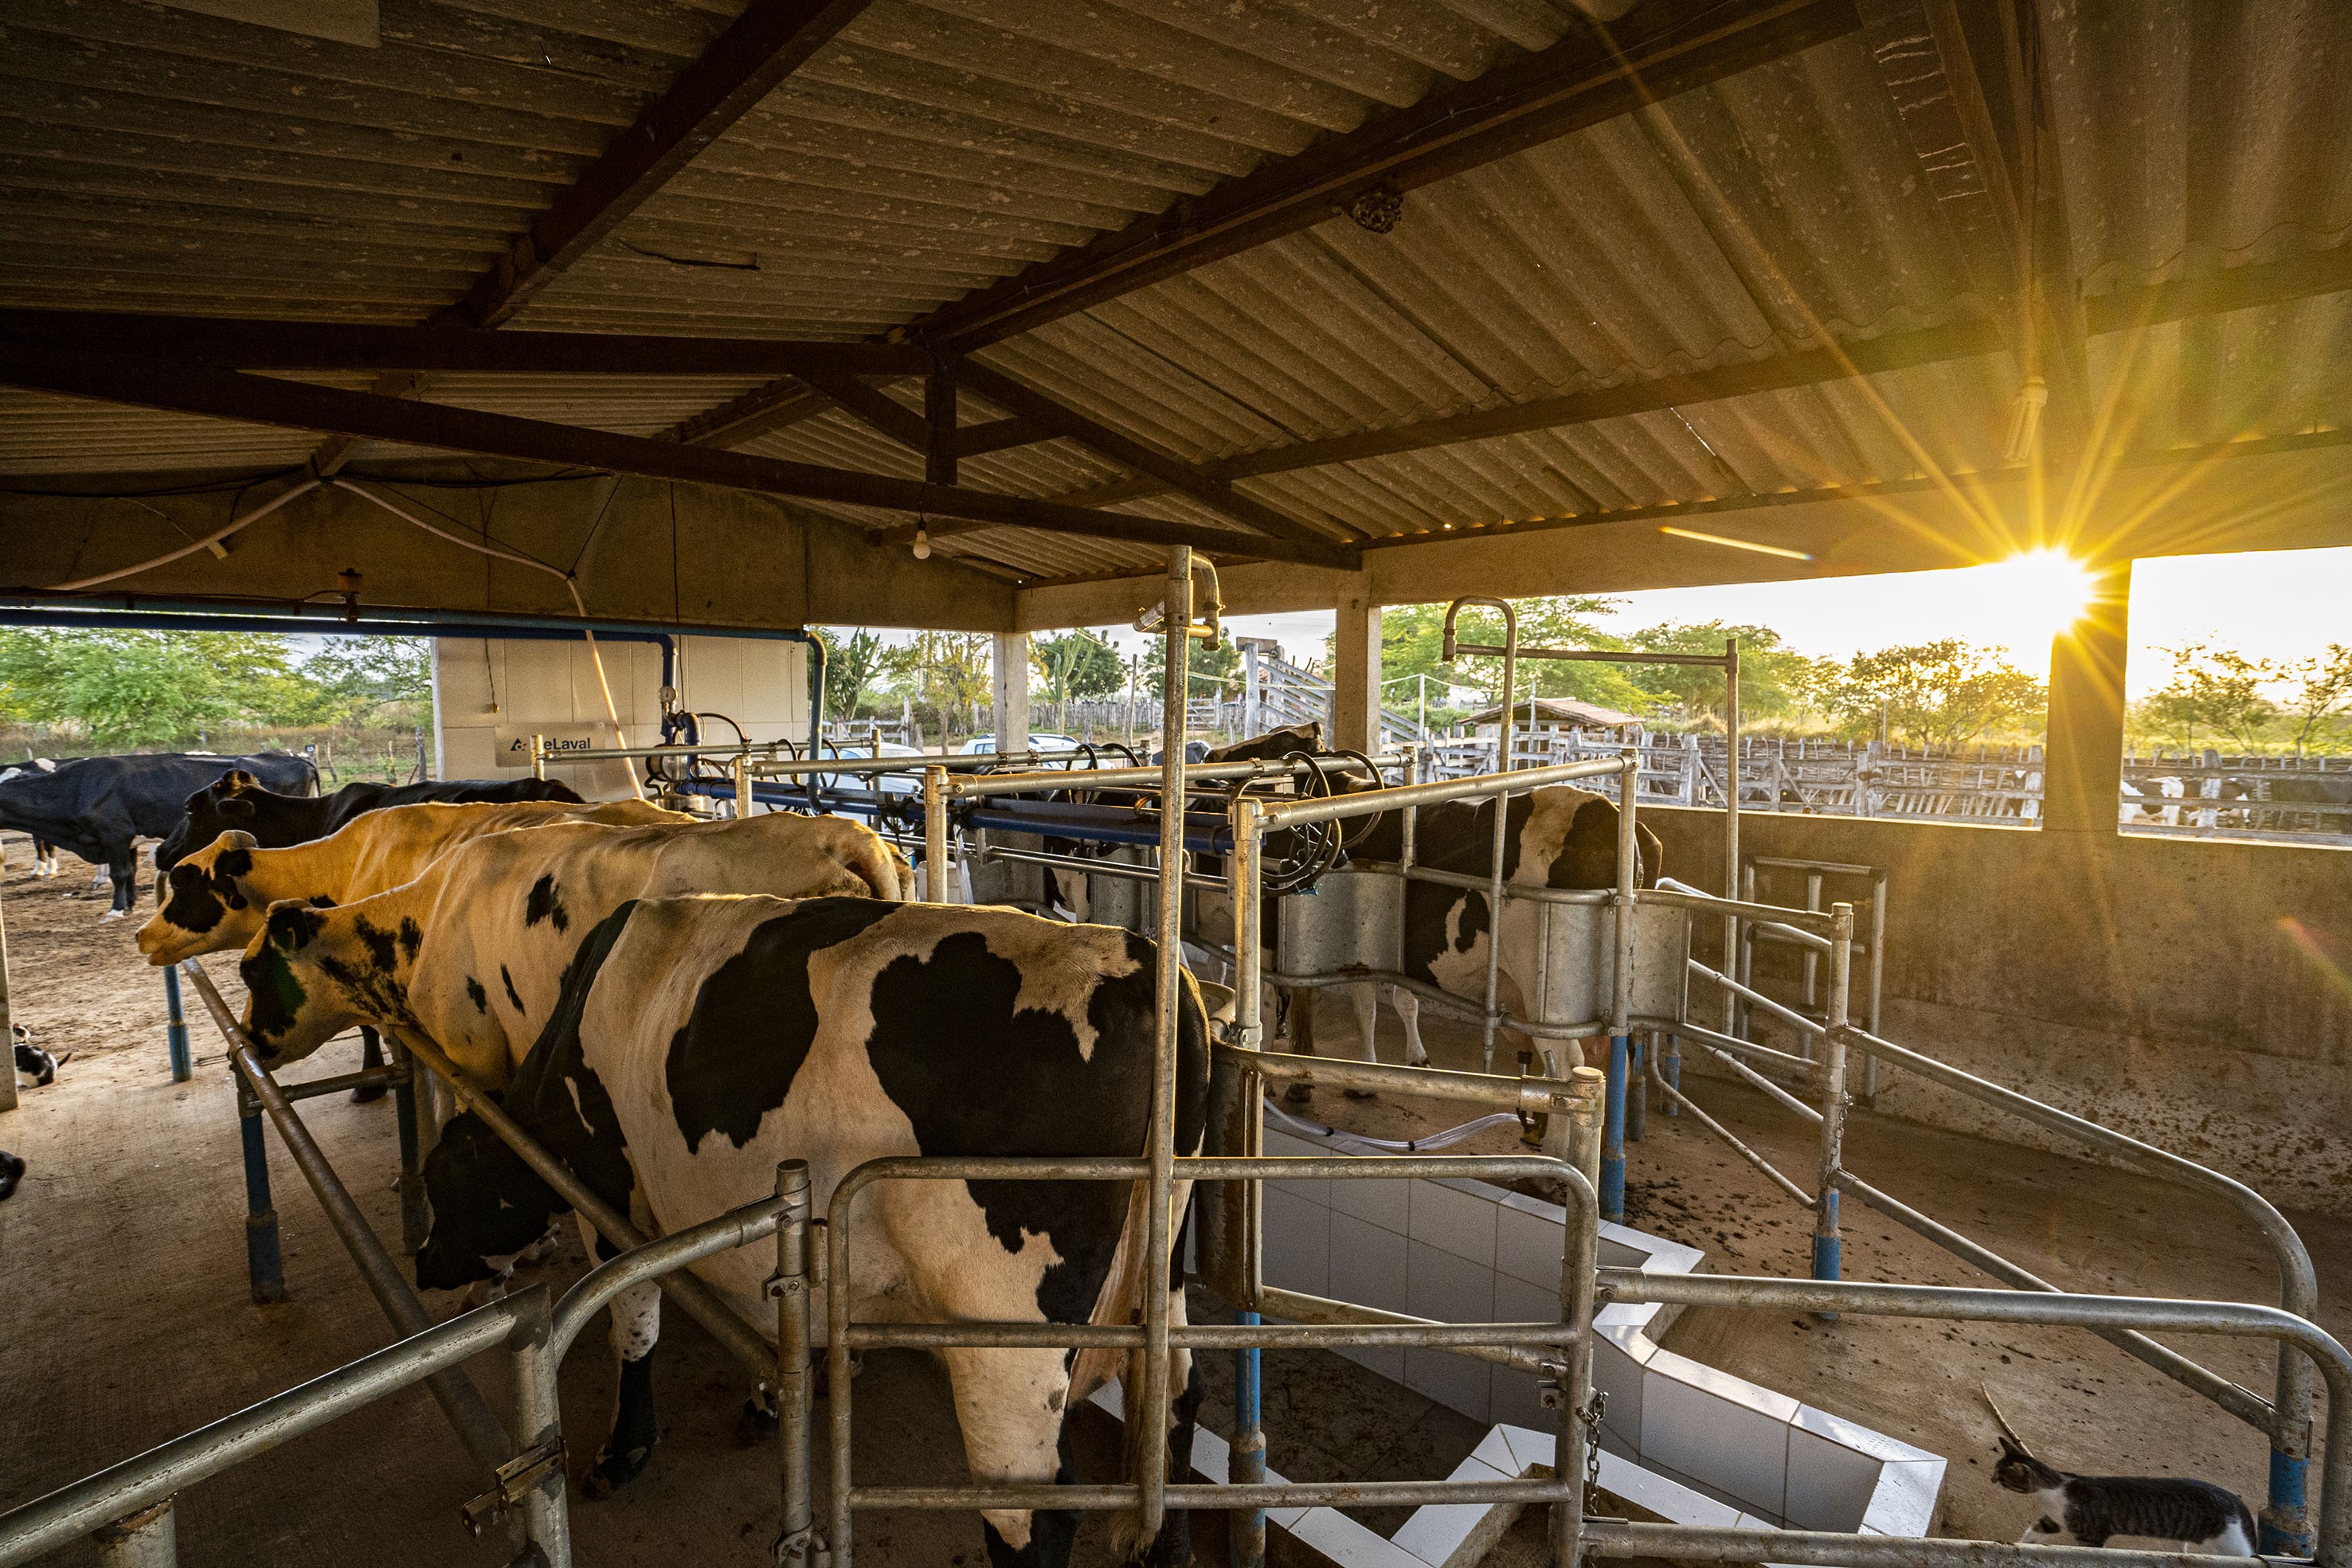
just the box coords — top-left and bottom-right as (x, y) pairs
(2261, 1446), (2311, 1555)
(1231, 1323), (1265, 1568)
(1601, 1031), (1628, 1221)
(162, 964), (191, 1084)
(1626, 1034), (1647, 1144)
(237, 1081), (286, 1304)
(1810, 905), (1854, 1302)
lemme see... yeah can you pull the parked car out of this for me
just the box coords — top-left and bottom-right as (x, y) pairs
(959, 733), (1086, 767)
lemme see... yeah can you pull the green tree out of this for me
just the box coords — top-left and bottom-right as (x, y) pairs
(1144, 632), (1242, 702)
(816, 627), (890, 719)
(1376, 598), (1646, 715)
(2278, 643), (2352, 756)
(884, 632), (992, 743)
(1033, 630), (1124, 724)
(1829, 640), (2046, 748)
(0, 629), (256, 746)
(2143, 643), (2276, 752)
(1623, 621), (1826, 727)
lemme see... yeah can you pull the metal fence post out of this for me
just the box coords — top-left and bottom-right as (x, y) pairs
(922, 765), (951, 903)
(1229, 797), (1267, 1568)
(1554, 1092), (1604, 1568)
(1812, 904), (1854, 1291)
(773, 1160), (816, 1568)
(511, 1288), (571, 1568)
(92, 1499), (174, 1567)
(235, 1073), (286, 1304)
(391, 1040), (429, 1256)
(1600, 748), (1638, 1221)
(162, 965), (191, 1085)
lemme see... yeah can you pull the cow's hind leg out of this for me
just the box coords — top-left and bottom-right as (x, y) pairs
(941, 1346), (1079, 1568)
(583, 1273), (662, 1497)
(351, 1026), (388, 1103)
(1281, 987), (1315, 1104)
(1391, 985), (1428, 1067)
(1342, 981), (1381, 1097)
(103, 843), (138, 917)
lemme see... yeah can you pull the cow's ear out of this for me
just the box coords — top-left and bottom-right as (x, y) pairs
(224, 769), (259, 792)
(218, 798), (256, 819)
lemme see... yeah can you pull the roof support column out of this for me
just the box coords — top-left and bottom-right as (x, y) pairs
(1330, 590), (1382, 756)
(2040, 563), (2131, 837)
(992, 632), (1031, 755)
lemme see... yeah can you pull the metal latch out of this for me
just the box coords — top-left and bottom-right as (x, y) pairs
(460, 1437), (565, 1539)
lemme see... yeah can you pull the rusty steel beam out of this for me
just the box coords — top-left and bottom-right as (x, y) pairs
(0, 343), (1353, 569)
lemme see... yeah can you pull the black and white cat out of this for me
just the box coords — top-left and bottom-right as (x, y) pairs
(1994, 1436), (2256, 1554)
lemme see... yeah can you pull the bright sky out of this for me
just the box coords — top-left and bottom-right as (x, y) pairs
(1074, 544), (2352, 701)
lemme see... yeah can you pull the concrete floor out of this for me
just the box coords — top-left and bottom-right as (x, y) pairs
(2, 850), (2344, 1565)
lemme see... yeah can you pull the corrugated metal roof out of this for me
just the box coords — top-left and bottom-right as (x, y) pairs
(1, 0), (2346, 582)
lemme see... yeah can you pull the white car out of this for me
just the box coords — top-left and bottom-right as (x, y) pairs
(959, 733), (1089, 768)
(816, 741), (928, 800)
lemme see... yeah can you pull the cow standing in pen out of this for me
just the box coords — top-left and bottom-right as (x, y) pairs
(152, 767), (587, 874)
(249, 886), (1207, 1568)
(0, 751), (317, 915)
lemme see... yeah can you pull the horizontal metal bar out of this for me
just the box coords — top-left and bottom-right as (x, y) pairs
(1263, 967), (1608, 1042)
(0, 1295), (538, 1566)
(843, 1320), (1577, 1351)
(1221, 1042), (1595, 1116)
(829, 1152), (1584, 1185)
(1689, 1038), (1822, 1121)
(974, 841), (1227, 890)
(847, 1477), (1576, 1512)
(547, 1194), (792, 1371)
(1586, 1521), (2268, 1568)
(1749, 856), (1886, 879)
(1832, 1171), (2275, 1433)
(1258, 756), (1627, 828)
(1254, 1286), (1558, 1374)
(1447, 642), (1736, 670)
(1664, 1018), (1819, 1077)
(948, 756), (1356, 800)
(1653, 878), (1842, 933)
(1691, 960), (1827, 1035)
(1651, 1076), (1817, 1207)
(268, 1063), (406, 1103)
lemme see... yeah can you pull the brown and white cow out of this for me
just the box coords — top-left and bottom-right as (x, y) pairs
(139, 797), (688, 967)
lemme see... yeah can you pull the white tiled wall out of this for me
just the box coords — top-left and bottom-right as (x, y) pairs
(1258, 1120), (1944, 1537)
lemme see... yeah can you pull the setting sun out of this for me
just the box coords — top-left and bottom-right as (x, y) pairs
(1971, 548), (2096, 642)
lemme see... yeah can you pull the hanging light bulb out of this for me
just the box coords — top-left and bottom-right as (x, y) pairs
(912, 523), (931, 561)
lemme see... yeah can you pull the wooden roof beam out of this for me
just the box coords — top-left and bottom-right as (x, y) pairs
(0, 344), (1354, 570)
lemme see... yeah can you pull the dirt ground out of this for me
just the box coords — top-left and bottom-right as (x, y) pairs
(1, 831), (2342, 1565)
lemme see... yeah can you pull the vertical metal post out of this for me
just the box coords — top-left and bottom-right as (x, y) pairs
(0, 882), (14, 1116)
(1721, 639), (1740, 1036)
(1626, 1032), (1647, 1144)
(1474, 604), (1516, 1072)
(1229, 797), (1266, 1568)
(530, 734), (546, 782)
(1552, 1083), (1603, 1568)
(235, 1073), (286, 1304)
(922, 765), (951, 904)
(1862, 870), (1888, 1104)
(733, 751), (754, 820)
(511, 1288), (571, 1568)
(1141, 545), (1193, 1539)
(1812, 903), (1853, 1291)
(1600, 749), (1638, 1222)
(773, 1160), (816, 1568)
(392, 1040), (429, 1257)
(92, 1499), (176, 1567)
(162, 964), (192, 1084)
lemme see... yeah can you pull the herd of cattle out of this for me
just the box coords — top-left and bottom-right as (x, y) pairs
(4, 732), (1653, 1566)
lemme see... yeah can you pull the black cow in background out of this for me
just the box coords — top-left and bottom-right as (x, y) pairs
(155, 769), (585, 874)
(0, 758), (81, 880)
(0, 752), (317, 916)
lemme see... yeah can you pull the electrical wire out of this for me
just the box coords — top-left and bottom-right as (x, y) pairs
(45, 478), (322, 592)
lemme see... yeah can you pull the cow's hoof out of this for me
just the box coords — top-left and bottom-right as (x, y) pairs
(100, 908), (126, 920)
(1282, 1081), (1313, 1105)
(735, 1396), (779, 1446)
(349, 1082), (388, 1104)
(581, 1441), (652, 1499)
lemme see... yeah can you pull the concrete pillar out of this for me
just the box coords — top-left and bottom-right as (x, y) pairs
(2041, 562), (2131, 836)
(992, 632), (1031, 754)
(1331, 592), (1382, 753)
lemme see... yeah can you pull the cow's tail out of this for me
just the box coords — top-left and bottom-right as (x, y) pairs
(1085, 1177), (1194, 1562)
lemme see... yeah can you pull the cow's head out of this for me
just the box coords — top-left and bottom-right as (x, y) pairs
(209, 769), (265, 819)
(142, 830), (268, 964)
(237, 897), (421, 1062)
(414, 1111), (565, 1290)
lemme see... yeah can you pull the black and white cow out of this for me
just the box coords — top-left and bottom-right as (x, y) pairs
(271, 886), (1210, 1568)
(153, 769), (584, 876)
(0, 752), (317, 915)
(1196, 723), (1661, 1081)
